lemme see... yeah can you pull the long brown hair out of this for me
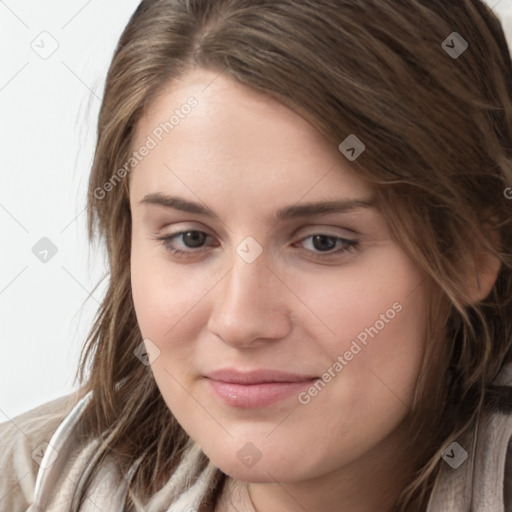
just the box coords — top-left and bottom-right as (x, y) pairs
(76, 0), (512, 510)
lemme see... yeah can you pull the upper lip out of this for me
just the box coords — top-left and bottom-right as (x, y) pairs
(205, 368), (318, 384)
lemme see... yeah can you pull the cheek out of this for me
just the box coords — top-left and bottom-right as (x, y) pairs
(130, 245), (204, 412)
(297, 246), (428, 413)
(290, 251), (427, 360)
(130, 240), (219, 407)
(290, 265), (427, 467)
(130, 239), (209, 341)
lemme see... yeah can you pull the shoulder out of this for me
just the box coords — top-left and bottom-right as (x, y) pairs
(0, 392), (80, 511)
(474, 362), (512, 509)
(506, 438), (512, 505)
(494, 404), (512, 508)
(480, 407), (512, 509)
(427, 362), (512, 510)
(481, 362), (512, 508)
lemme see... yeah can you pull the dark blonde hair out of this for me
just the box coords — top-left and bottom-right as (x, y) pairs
(77, 0), (512, 510)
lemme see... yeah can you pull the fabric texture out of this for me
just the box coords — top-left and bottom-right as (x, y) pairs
(1, 363), (511, 512)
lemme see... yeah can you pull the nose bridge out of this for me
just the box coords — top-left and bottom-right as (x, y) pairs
(224, 246), (273, 313)
(207, 243), (291, 346)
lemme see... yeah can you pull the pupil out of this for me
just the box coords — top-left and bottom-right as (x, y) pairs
(313, 235), (335, 251)
(184, 231), (205, 247)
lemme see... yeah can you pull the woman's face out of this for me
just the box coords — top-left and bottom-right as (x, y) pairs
(129, 68), (428, 485)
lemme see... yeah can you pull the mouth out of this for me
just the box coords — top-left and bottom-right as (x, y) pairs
(204, 368), (318, 409)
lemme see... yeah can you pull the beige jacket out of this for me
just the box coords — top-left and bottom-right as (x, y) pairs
(1, 363), (511, 511)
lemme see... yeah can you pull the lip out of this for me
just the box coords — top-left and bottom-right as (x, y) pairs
(206, 368), (318, 384)
(204, 368), (318, 408)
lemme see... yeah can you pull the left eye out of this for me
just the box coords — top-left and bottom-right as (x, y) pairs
(293, 234), (358, 259)
(156, 230), (358, 259)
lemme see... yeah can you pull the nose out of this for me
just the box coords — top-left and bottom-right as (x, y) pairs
(206, 247), (293, 348)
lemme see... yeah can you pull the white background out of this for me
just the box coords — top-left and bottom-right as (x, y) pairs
(0, 0), (511, 421)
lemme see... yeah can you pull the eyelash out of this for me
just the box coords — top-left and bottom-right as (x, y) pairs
(156, 230), (359, 260)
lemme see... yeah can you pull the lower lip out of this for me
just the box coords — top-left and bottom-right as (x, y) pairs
(206, 378), (317, 408)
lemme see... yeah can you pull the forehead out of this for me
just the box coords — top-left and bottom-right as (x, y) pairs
(129, 68), (372, 206)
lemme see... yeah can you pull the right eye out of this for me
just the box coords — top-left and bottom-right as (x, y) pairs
(156, 230), (215, 258)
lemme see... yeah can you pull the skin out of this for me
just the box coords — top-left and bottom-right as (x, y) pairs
(129, 68), (431, 512)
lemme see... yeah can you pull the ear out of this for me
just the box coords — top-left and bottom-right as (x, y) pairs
(465, 227), (501, 303)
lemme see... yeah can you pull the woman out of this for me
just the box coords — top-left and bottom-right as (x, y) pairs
(1, 0), (511, 510)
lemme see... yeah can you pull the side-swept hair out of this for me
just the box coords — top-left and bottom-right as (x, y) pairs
(77, 1), (512, 509)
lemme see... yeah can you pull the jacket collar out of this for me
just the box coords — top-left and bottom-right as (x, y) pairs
(426, 361), (512, 511)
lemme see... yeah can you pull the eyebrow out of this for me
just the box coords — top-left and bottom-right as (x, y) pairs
(140, 192), (376, 222)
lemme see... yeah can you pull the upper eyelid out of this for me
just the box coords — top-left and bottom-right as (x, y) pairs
(160, 229), (356, 247)
(146, 205), (370, 230)
(160, 221), (359, 236)
(162, 227), (355, 238)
